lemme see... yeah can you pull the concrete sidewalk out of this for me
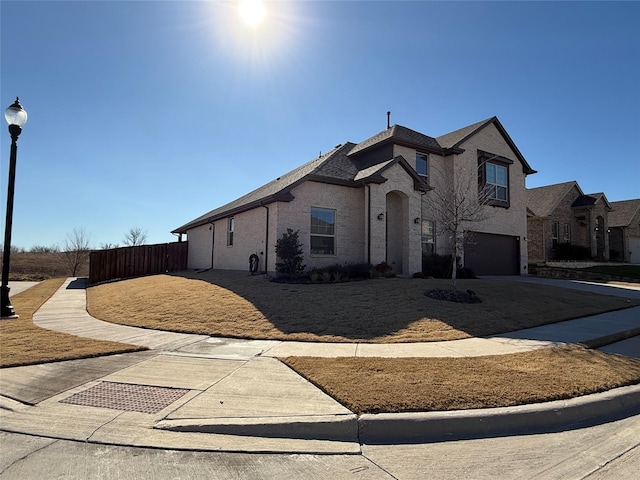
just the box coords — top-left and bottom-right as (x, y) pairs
(1, 277), (639, 453)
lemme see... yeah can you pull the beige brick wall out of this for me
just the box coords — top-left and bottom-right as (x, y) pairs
(371, 160), (424, 275)
(422, 123), (530, 274)
(187, 207), (273, 272)
(186, 223), (214, 269)
(277, 181), (366, 270)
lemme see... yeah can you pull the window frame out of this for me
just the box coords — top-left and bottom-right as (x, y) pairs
(416, 152), (429, 182)
(478, 151), (512, 208)
(551, 221), (559, 249)
(421, 219), (435, 255)
(227, 217), (234, 246)
(310, 207), (336, 256)
(563, 223), (571, 243)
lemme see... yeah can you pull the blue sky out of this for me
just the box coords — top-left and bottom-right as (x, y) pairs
(1, 0), (639, 250)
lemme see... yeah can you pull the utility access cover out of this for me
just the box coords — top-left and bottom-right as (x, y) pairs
(60, 382), (189, 414)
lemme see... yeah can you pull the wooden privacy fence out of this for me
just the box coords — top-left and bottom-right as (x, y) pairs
(89, 242), (188, 284)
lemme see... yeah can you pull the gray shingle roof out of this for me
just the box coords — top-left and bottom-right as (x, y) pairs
(174, 117), (532, 233)
(349, 124), (442, 156)
(437, 116), (536, 174)
(172, 143), (359, 233)
(526, 181), (581, 217)
(575, 192), (612, 210)
(436, 117), (494, 149)
(609, 199), (640, 227)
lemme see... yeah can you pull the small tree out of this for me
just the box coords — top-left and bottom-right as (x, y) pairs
(122, 227), (147, 246)
(61, 228), (92, 276)
(275, 228), (305, 277)
(426, 163), (492, 288)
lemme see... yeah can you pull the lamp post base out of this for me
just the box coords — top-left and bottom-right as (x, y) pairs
(1, 285), (19, 319)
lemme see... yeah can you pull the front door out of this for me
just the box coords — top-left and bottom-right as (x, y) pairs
(385, 191), (405, 275)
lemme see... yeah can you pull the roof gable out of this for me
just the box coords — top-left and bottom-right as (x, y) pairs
(354, 155), (430, 191)
(437, 116), (536, 175)
(526, 181), (582, 217)
(573, 192), (612, 210)
(348, 124), (443, 157)
(609, 199), (640, 227)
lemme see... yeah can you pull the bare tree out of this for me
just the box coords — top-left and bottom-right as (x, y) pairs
(61, 228), (92, 276)
(30, 244), (60, 253)
(424, 162), (493, 288)
(100, 242), (119, 250)
(122, 227), (148, 246)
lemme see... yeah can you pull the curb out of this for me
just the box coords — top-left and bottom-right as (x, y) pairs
(154, 414), (359, 442)
(358, 384), (640, 444)
(153, 385), (640, 446)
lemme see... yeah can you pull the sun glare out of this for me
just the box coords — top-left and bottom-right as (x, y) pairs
(239, 0), (266, 26)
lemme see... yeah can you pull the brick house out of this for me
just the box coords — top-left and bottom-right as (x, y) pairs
(173, 117), (536, 275)
(608, 199), (640, 263)
(526, 181), (612, 263)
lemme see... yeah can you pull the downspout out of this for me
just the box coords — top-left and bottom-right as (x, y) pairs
(262, 204), (269, 274)
(209, 222), (215, 269)
(366, 184), (371, 265)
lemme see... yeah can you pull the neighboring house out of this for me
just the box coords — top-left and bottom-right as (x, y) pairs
(608, 199), (640, 263)
(526, 181), (612, 263)
(173, 117), (536, 276)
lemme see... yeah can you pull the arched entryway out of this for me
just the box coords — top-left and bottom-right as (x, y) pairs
(385, 191), (408, 275)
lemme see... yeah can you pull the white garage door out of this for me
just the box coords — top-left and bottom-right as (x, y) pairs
(629, 237), (640, 264)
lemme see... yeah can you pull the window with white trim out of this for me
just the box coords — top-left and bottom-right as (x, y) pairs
(310, 207), (335, 255)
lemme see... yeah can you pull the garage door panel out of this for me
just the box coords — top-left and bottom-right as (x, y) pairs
(629, 237), (640, 264)
(464, 232), (519, 275)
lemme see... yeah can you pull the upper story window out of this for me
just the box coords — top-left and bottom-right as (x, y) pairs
(478, 151), (512, 207)
(310, 207), (335, 255)
(416, 152), (428, 181)
(551, 221), (559, 249)
(227, 217), (234, 246)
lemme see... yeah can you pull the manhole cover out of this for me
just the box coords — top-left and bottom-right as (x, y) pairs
(60, 382), (190, 414)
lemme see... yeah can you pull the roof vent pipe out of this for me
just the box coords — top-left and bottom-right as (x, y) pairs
(387, 111), (391, 129)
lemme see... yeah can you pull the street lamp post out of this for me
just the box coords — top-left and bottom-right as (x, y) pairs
(1, 97), (28, 319)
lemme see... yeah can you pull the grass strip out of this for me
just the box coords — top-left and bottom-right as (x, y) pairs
(283, 346), (640, 414)
(1, 279), (146, 368)
(87, 272), (640, 343)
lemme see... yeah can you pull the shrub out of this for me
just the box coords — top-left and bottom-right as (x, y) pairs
(308, 262), (372, 283)
(275, 228), (305, 277)
(422, 254), (453, 278)
(554, 243), (591, 261)
(422, 253), (476, 279)
(374, 262), (395, 277)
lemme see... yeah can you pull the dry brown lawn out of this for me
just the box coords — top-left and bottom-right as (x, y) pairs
(0, 278), (145, 367)
(87, 271), (640, 343)
(283, 346), (640, 413)
(5, 273), (639, 413)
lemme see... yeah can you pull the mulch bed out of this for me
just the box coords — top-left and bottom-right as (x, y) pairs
(425, 289), (482, 303)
